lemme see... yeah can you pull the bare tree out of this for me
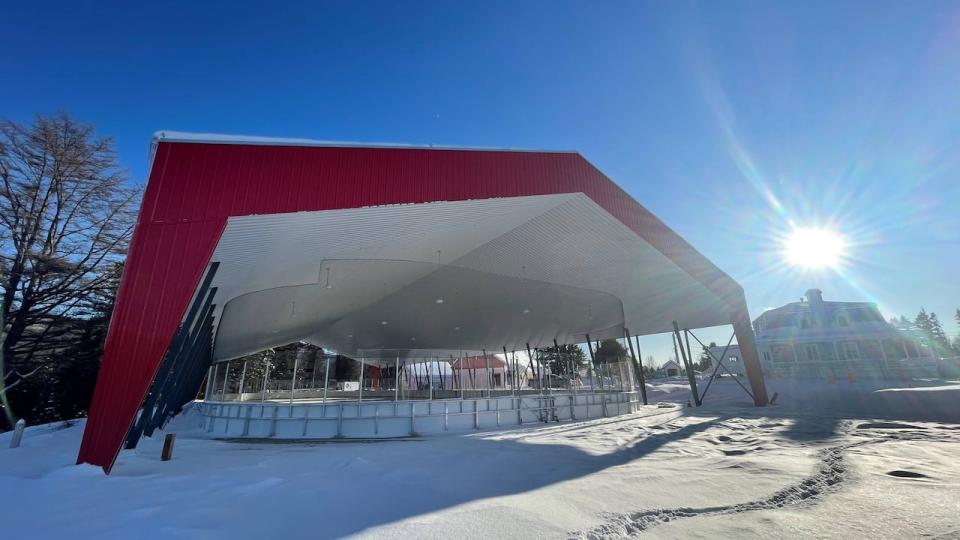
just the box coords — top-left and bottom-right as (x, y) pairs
(0, 114), (140, 423)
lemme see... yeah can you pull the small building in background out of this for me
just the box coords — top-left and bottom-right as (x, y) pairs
(705, 345), (747, 376)
(660, 359), (684, 377)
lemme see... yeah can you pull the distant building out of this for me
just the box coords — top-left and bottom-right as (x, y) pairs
(752, 289), (935, 376)
(660, 359), (684, 377)
(706, 345), (747, 376)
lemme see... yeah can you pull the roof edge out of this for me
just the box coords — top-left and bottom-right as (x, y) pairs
(151, 131), (577, 155)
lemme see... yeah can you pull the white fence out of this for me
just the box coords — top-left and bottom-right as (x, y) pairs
(198, 391), (640, 439)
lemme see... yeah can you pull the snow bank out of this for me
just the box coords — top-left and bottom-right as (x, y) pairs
(1, 380), (958, 539)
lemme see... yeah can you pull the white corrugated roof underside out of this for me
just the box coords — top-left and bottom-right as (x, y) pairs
(205, 193), (734, 363)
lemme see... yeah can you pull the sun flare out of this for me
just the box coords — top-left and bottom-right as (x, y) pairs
(783, 227), (847, 269)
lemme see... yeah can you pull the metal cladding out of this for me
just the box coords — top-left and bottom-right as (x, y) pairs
(77, 135), (759, 473)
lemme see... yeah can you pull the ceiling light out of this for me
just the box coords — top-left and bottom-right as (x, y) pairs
(435, 298), (444, 304)
(381, 321), (388, 325)
(522, 308), (530, 314)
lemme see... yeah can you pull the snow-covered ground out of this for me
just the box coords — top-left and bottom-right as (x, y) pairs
(2, 378), (958, 539)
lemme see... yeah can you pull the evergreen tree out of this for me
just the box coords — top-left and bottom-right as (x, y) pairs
(697, 341), (718, 371)
(915, 308), (932, 335)
(536, 344), (586, 377)
(954, 309), (960, 353)
(593, 339), (627, 365)
(928, 312), (950, 351)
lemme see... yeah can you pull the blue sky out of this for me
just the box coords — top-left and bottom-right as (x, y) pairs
(3, 1), (958, 363)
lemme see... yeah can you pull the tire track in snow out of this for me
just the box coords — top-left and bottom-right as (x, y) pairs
(574, 445), (848, 538)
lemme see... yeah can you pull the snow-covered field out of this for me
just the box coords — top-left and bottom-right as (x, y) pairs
(2, 378), (958, 539)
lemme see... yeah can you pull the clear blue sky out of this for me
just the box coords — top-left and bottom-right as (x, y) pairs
(3, 1), (958, 363)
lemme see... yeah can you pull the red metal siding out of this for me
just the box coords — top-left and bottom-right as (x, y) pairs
(78, 142), (739, 473)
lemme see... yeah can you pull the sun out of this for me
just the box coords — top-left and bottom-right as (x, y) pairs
(783, 227), (847, 269)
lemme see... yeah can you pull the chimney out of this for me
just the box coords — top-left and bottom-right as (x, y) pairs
(805, 289), (825, 325)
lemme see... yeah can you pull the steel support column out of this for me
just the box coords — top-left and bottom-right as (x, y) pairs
(624, 329), (647, 405)
(730, 304), (769, 406)
(672, 321), (701, 406)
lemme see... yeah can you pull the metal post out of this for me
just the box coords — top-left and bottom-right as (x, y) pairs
(585, 335), (597, 392)
(206, 364), (217, 401)
(394, 355), (400, 401)
(684, 329), (694, 371)
(618, 338), (625, 392)
(525, 343), (540, 398)
(673, 322), (701, 406)
(237, 360), (248, 402)
(322, 355), (330, 403)
(483, 349), (492, 397)
(503, 346), (512, 396)
(429, 360), (433, 401)
(220, 361), (231, 401)
(260, 357), (271, 402)
(289, 351), (301, 404)
(672, 332), (682, 375)
(625, 331), (648, 405)
(594, 339), (607, 392)
(358, 357), (365, 403)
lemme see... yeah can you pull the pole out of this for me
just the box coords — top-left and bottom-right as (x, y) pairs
(524, 343), (539, 395)
(323, 355), (330, 403)
(584, 335), (597, 392)
(483, 349), (492, 397)
(394, 355), (400, 401)
(436, 357), (444, 392)
(220, 361), (230, 401)
(673, 322), (701, 406)
(672, 332), (681, 376)
(290, 352), (300, 405)
(358, 357), (365, 403)
(503, 347), (513, 396)
(625, 330), (647, 405)
(206, 364), (217, 401)
(237, 360), (248, 402)
(260, 357), (271, 402)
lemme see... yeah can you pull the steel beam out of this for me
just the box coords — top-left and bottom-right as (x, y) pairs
(624, 328), (647, 405)
(672, 321), (701, 406)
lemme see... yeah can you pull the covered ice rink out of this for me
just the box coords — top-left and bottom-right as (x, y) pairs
(79, 133), (767, 472)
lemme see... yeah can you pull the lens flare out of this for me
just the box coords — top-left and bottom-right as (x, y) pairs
(783, 228), (847, 269)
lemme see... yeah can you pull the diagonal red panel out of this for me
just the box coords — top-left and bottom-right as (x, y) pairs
(78, 140), (742, 473)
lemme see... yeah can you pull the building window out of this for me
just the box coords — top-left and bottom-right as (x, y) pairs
(800, 318), (811, 329)
(842, 342), (859, 360)
(804, 344), (820, 362)
(762, 351), (770, 363)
